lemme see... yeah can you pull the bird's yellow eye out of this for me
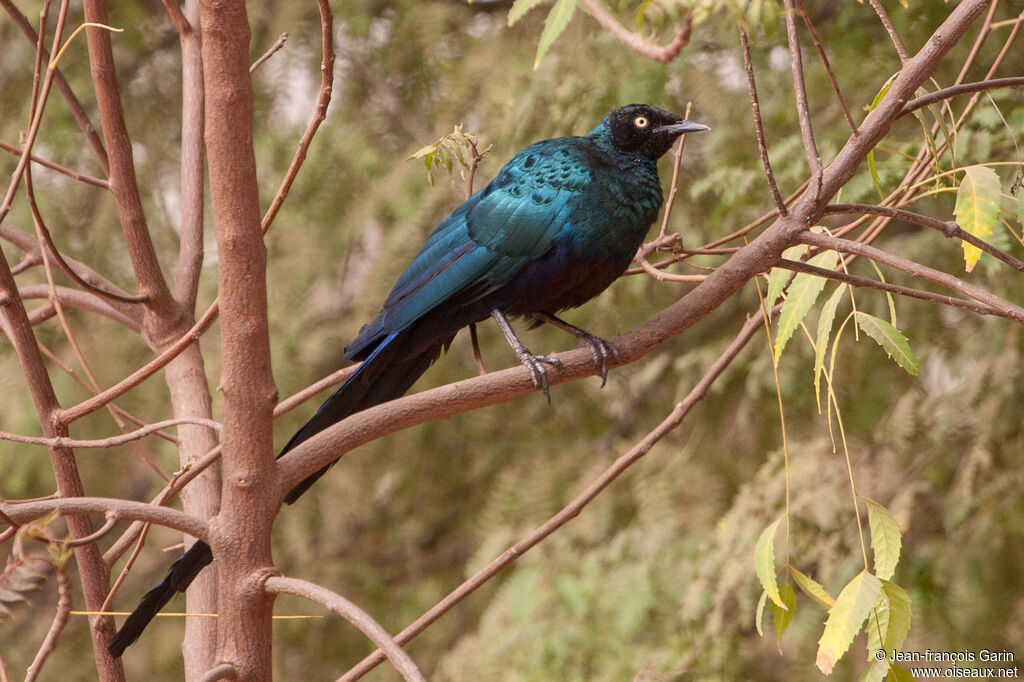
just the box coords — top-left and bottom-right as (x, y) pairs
(634, 115), (649, 128)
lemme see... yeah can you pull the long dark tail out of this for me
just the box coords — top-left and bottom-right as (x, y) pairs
(108, 326), (449, 657)
(107, 540), (212, 657)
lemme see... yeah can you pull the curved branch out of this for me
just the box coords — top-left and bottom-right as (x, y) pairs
(20, 284), (142, 331)
(579, 0), (691, 63)
(1, 498), (209, 541)
(264, 576), (425, 682)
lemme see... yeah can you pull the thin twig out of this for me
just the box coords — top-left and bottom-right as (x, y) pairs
(260, 0), (334, 234)
(899, 76), (1024, 117)
(798, 230), (1024, 324)
(783, 0), (824, 202)
(792, 0), (856, 132)
(0, 418), (222, 449)
(250, 32), (288, 73)
(776, 258), (1001, 317)
(0, 140), (109, 188)
(824, 203), (1024, 272)
(738, 24), (788, 216)
(25, 561), (72, 682)
(867, 0), (909, 62)
(59, 299), (221, 424)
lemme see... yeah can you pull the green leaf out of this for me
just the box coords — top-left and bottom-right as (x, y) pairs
(534, 0), (576, 69)
(816, 571), (882, 675)
(774, 250), (839, 363)
(864, 498), (902, 581)
(887, 665), (915, 682)
(865, 581), (912, 679)
(508, 0), (547, 26)
(755, 588), (768, 637)
(880, 580), (912, 655)
(754, 516), (786, 610)
(854, 312), (920, 375)
(766, 245), (805, 308)
(864, 74), (897, 199)
(814, 284), (847, 412)
(772, 582), (797, 648)
(866, 150), (884, 200)
(954, 165), (1001, 272)
(790, 565), (836, 609)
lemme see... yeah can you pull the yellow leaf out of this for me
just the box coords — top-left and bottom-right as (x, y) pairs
(954, 165), (1000, 272)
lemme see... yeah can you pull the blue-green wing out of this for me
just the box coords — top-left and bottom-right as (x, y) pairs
(346, 139), (596, 357)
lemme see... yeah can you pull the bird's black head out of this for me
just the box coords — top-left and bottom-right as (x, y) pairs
(601, 104), (709, 159)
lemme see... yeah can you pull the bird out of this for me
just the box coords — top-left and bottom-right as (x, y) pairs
(108, 103), (708, 656)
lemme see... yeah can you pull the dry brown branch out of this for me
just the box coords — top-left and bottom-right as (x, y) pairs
(792, 0), (856, 132)
(0, 140), (109, 188)
(798, 230), (1024, 323)
(738, 24), (788, 216)
(783, 0), (824, 200)
(899, 76), (1024, 116)
(1, 498), (209, 540)
(578, 0), (692, 63)
(250, 32), (288, 73)
(824, 203), (1024, 271)
(775, 258), (1001, 317)
(83, 0), (176, 320)
(25, 559), (71, 682)
(867, 0), (909, 62)
(59, 300), (220, 423)
(340, 304), (774, 680)
(260, 0), (335, 235)
(264, 576), (425, 682)
(20, 284), (141, 330)
(0, 418), (221, 449)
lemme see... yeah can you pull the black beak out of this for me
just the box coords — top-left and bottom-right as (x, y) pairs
(655, 120), (711, 135)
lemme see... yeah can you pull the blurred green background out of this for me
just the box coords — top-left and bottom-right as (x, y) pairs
(1, 0), (1022, 679)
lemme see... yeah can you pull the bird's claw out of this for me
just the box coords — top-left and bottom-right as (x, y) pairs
(516, 351), (563, 402)
(578, 333), (620, 387)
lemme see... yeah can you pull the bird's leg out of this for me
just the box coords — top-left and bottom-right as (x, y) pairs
(491, 309), (563, 401)
(530, 312), (621, 388)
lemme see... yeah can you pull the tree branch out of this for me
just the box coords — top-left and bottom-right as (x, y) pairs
(0, 498), (209, 541)
(578, 0), (692, 63)
(264, 576), (425, 682)
(341, 305), (773, 680)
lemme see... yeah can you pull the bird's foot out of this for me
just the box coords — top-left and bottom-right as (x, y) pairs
(577, 333), (621, 388)
(514, 350), (563, 402)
